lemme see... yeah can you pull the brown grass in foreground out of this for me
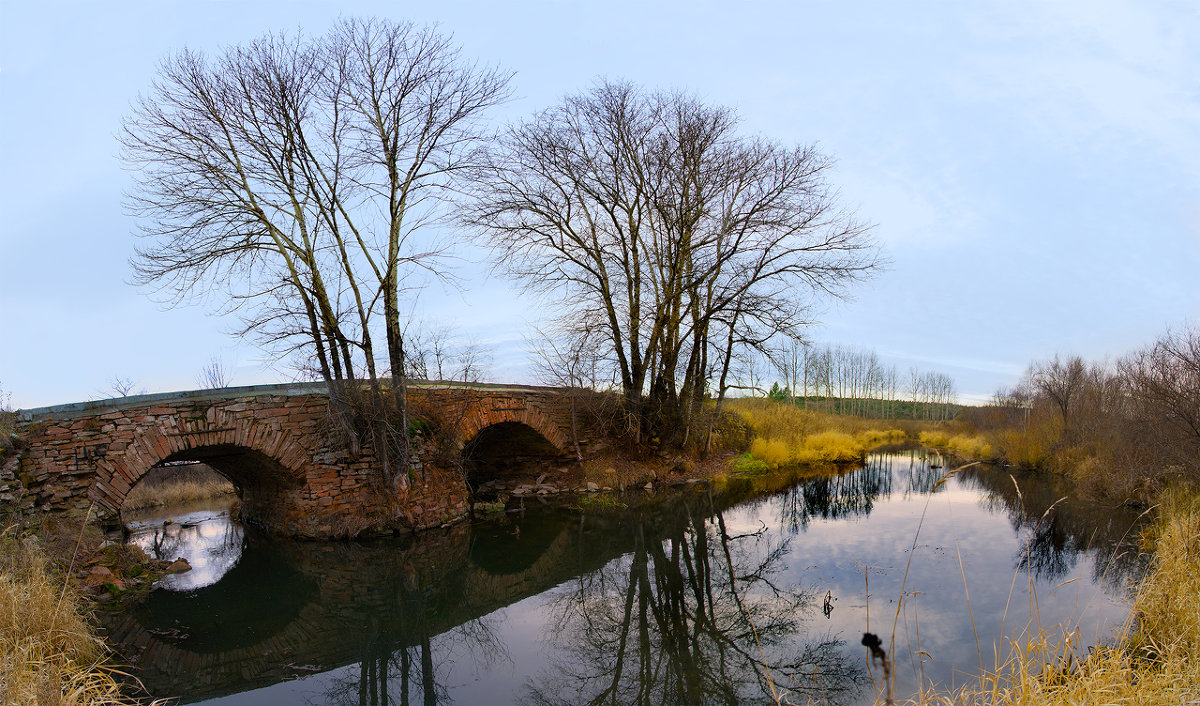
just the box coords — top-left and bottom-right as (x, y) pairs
(121, 463), (235, 510)
(0, 528), (145, 705)
(904, 491), (1200, 705)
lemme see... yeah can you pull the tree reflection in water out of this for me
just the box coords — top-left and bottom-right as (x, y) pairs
(956, 463), (1149, 591)
(319, 616), (509, 706)
(108, 452), (1150, 705)
(523, 492), (864, 706)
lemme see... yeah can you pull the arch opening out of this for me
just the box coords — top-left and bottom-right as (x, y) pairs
(463, 421), (566, 494)
(126, 444), (304, 530)
(121, 461), (237, 519)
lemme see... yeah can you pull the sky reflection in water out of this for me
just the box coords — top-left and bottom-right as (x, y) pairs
(111, 451), (1147, 705)
(125, 501), (244, 591)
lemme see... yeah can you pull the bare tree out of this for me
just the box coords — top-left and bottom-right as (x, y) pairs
(466, 80), (878, 445)
(108, 376), (143, 398)
(771, 337), (809, 408)
(195, 356), (231, 389)
(406, 321), (494, 383)
(1121, 327), (1200, 467)
(123, 18), (512, 484)
(527, 325), (610, 459)
(1029, 355), (1087, 433)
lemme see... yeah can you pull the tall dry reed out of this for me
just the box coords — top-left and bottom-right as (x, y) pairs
(0, 528), (146, 705)
(906, 490), (1200, 705)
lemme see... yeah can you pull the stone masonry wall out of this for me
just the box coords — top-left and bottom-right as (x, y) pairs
(8, 383), (587, 538)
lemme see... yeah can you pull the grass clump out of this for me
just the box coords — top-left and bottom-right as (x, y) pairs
(912, 491), (1200, 705)
(730, 398), (907, 469)
(730, 453), (770, 474)
(0, 528), (145, 705)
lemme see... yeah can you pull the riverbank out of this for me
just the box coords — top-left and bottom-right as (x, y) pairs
(909, 490), (1200, 705)
(0, 525), (144, 705)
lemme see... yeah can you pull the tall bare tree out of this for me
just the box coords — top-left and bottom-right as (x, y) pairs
(466, 80), (878, 445)
(122, 18), (511, 484)
(1029, 355), (1088, 433)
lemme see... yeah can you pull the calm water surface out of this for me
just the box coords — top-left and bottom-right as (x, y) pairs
(106, 451), (1147, 705)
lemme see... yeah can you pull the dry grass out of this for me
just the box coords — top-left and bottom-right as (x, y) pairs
(0, 528), (144, 705)
(729, 398), (907, 469)
(906, 490), (1200, 705)
(122, 463), (235, 510)
(918, 430), (995, 460)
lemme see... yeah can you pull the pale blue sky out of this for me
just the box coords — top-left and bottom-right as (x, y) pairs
(2, 1), (1198, 408)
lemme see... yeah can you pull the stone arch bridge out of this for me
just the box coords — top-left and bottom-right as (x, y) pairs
(3, 381), (592, 538)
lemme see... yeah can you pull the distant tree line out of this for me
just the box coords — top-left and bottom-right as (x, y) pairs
(963, 326), (1200, 495)
(766, 340), (958, 420)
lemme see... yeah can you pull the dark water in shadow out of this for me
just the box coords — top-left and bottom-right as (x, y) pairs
(103, 451), (1148, 705)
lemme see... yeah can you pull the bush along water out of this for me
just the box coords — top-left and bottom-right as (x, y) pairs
(728, 398), (908, 470)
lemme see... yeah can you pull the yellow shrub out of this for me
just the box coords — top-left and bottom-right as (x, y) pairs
(796, 430), (865, 463)
(749, 437), (792, 468)
(0, 536), (135, 705)
(856, 428), (906, 448)
(918, 430), (951, 447)
(992, 426), (1054, 468)
(947, 434), (994, 459)
(731, 399), (908, 469)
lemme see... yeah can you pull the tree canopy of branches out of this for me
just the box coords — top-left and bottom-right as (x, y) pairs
(466, 81), (879, 445)
(1121, 327), (1200, 469)
(122, 18), (511, 480)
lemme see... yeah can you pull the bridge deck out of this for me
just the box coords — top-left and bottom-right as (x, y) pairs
(18, 380), (575, 421)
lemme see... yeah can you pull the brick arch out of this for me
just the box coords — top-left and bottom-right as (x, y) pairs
(87, 409), (308, 523)
(458, 399), (570, 453)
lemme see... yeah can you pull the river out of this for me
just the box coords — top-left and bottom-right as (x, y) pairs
(103, 450), (1147, 705)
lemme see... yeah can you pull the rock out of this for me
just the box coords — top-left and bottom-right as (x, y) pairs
(166, 558), (192, 573)
(89, 565), (115, 579)
(644, 482), (654, 491)
(586, 481), (599, 492)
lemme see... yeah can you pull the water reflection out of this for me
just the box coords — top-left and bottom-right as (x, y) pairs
(524, 497), (864, 706)
(104, 453), (1148, 705)
(125, 500), (244, 590)
(956, 464), (1149, 591)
